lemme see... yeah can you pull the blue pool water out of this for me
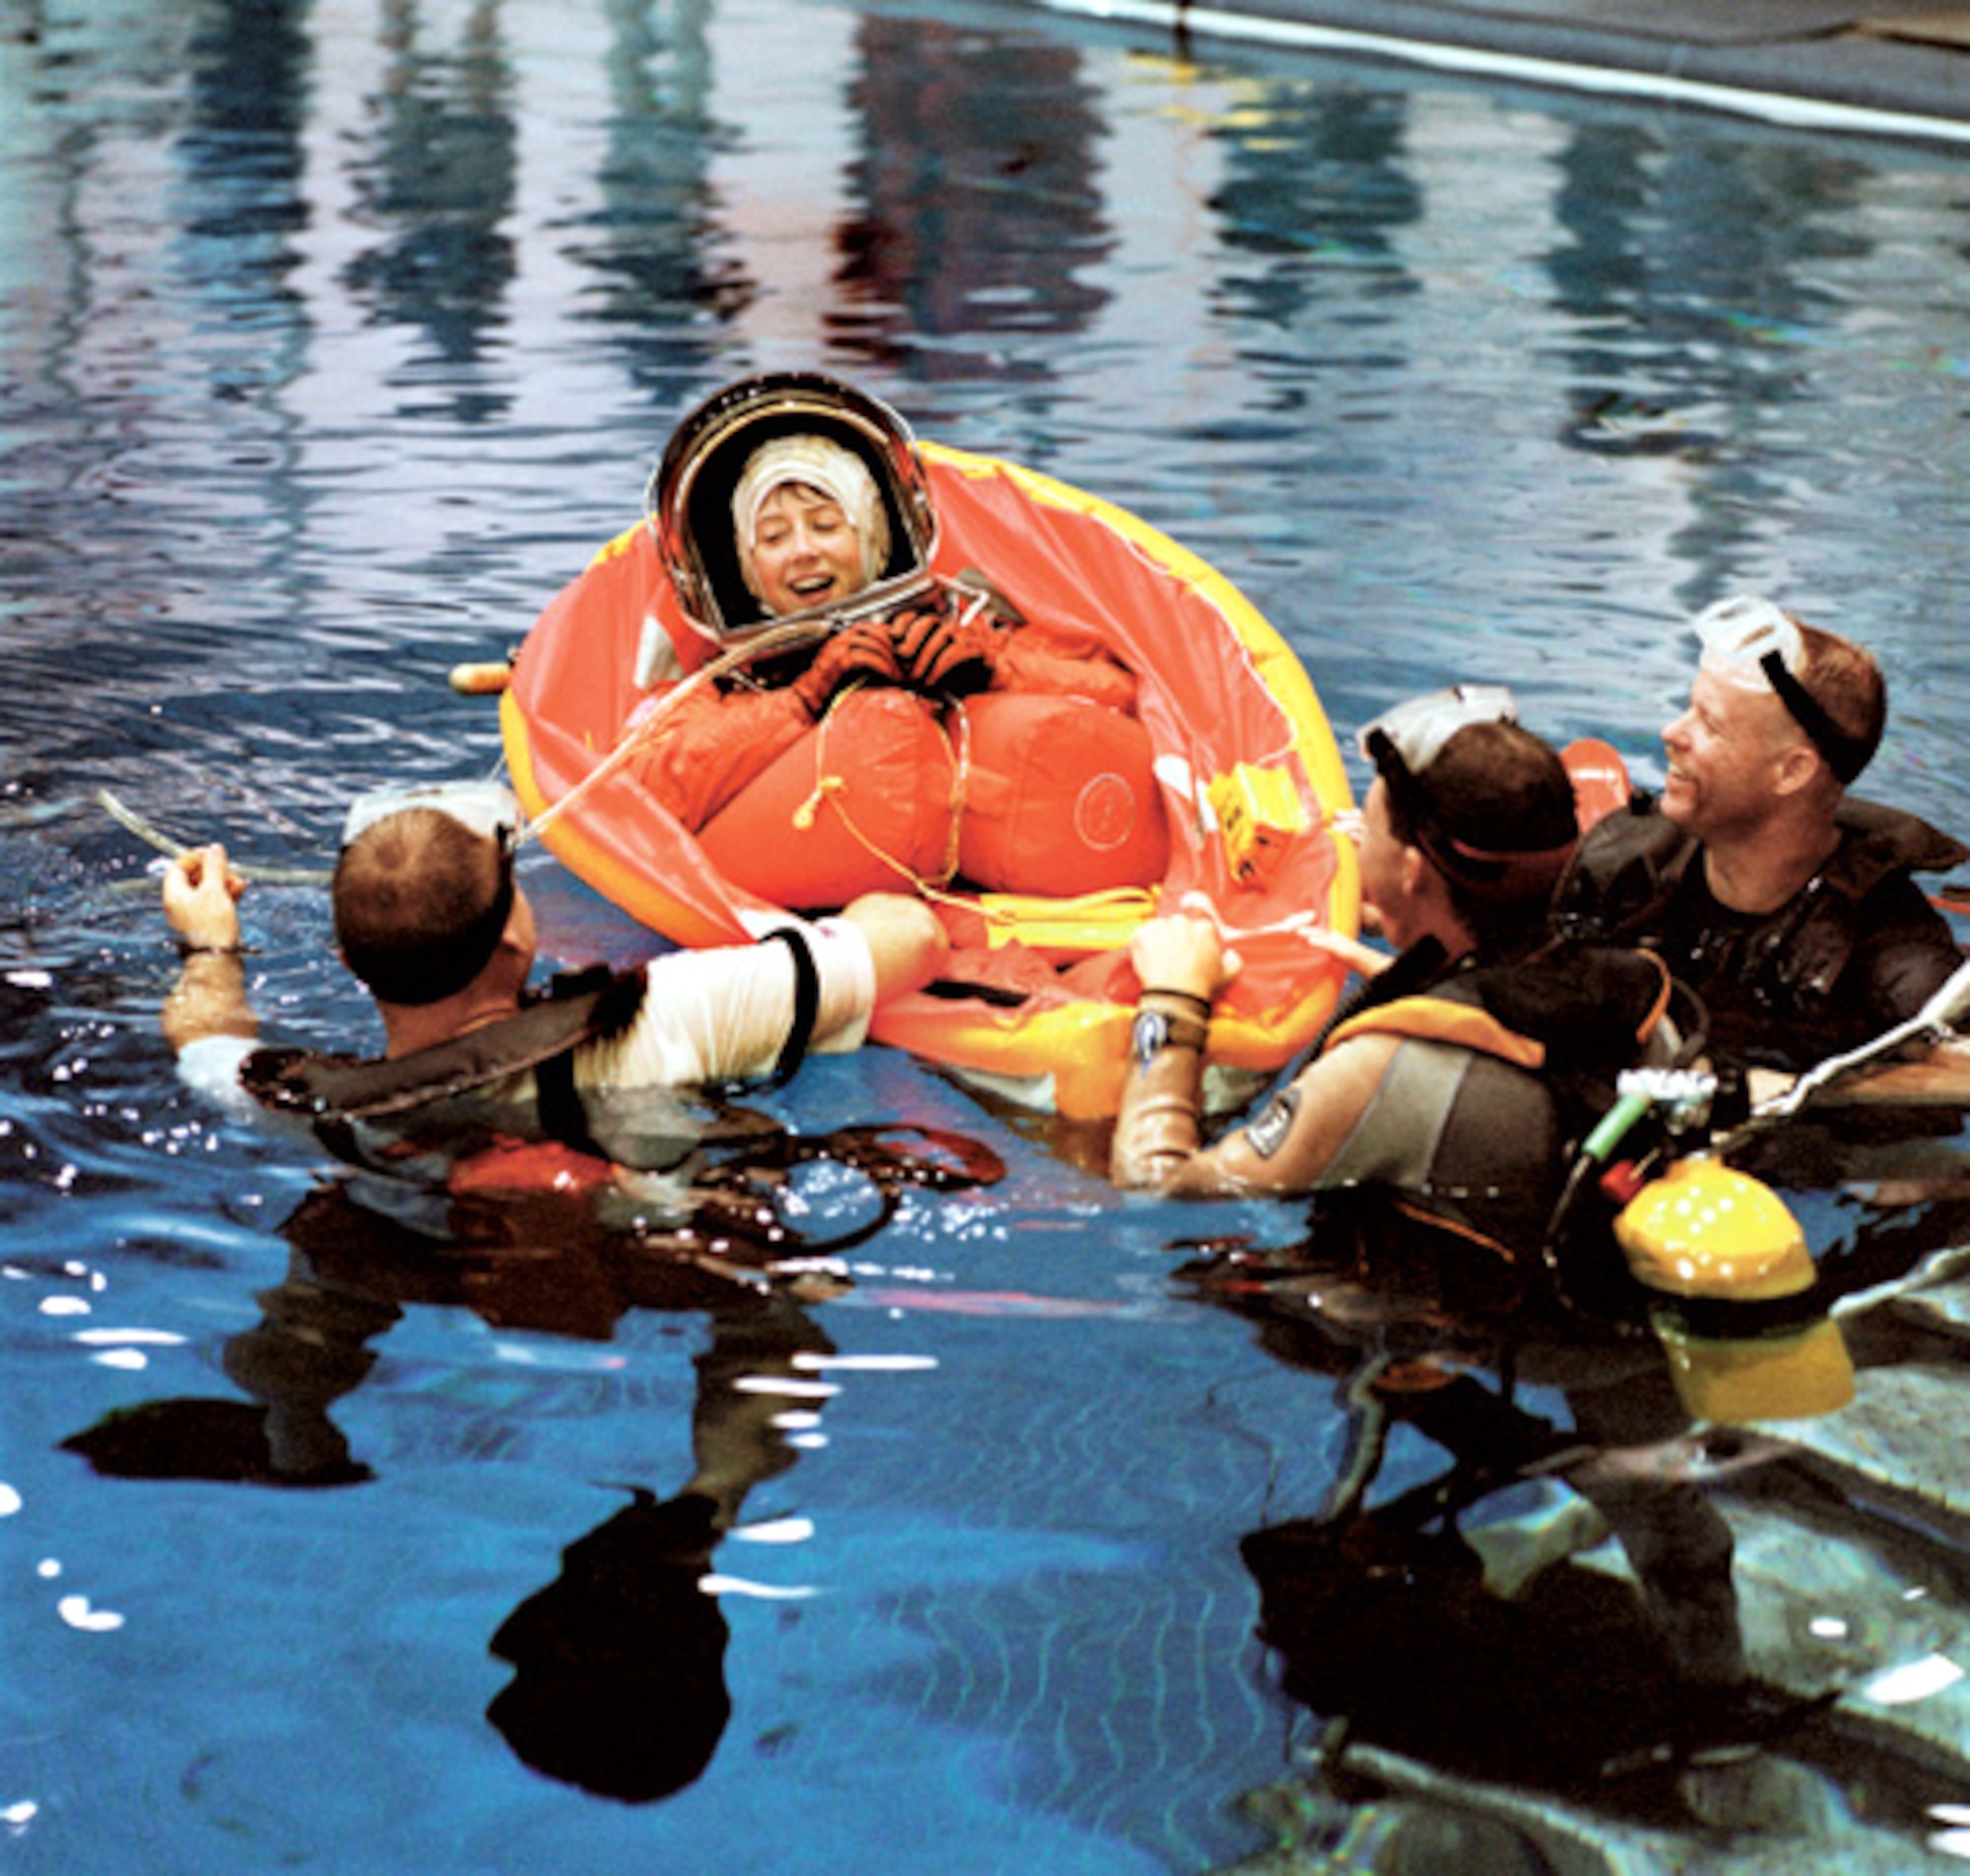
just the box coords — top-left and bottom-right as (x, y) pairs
(7, 2), (1970, 1871)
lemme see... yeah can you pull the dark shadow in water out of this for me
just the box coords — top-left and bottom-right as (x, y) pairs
(487, 1482), (732, 1803)
(61, 1116), (1004, 1805)
(1178, 1185), (1970, 1848)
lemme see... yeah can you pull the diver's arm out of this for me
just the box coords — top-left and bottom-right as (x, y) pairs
(160, 844), (259, 1054)
(579, 919), (883, 1091)
(586, 890), (943, 1093)
(1109, 911), (1392, 1196)
(1111, 1029), (1397, 1195)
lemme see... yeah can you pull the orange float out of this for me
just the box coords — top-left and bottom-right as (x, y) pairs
(500, 375), (1359, 1119)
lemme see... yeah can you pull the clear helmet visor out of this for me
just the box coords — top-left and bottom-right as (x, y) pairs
(647, 372), (940, 645)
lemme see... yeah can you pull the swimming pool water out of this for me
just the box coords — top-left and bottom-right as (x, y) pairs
(6, 1), (1970, 1870)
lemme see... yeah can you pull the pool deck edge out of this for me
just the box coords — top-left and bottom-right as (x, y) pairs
(1036, 0), (1970, 141)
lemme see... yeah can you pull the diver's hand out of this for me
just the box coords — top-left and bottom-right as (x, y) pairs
(163, 843), (246, 951)
(1129, 915), (1240, 1006)
(889, 608), (998, 696)
(791, 623), (903, 718)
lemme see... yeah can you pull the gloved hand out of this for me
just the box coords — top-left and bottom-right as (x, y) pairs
(791, 622), (904, 718)
(889, 607), (999, 697)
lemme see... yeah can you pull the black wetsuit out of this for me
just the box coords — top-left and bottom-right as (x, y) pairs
(1557, 797), (1966, 1072)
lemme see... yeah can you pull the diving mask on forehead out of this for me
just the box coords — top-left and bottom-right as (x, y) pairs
(1692, 595), (1871, 784)
(1357, 683), (1518, 778)
(341, 779), (522, 852)
(1359, 683), (1577, 900)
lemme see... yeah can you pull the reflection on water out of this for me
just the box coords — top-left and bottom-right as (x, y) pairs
(1175, 1197), (1970, 1862)
(5, 0), (1970, 1869)
(60, 1119), (1003, 1806)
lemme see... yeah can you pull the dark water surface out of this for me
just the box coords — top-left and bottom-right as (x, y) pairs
(7, 1), (1970, 1871)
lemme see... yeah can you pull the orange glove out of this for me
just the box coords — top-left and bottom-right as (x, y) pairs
(889, 607), (998, 697)
(791, 622), (903, 718)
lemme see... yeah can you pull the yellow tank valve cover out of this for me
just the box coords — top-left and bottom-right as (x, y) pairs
(1613, 1155), (1811, 1301)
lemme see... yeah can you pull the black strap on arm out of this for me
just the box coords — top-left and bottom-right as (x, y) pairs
(756, 925), (821, 1089)
(534, 1045), (609, 1159)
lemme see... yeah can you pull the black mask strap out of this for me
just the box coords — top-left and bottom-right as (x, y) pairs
(1759, 650), (1870, 785)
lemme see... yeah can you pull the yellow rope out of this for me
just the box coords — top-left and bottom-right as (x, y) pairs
(790, 687), (1008, 918)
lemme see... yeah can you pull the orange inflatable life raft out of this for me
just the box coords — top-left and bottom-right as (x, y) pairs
(501, 375), (1359, 1119)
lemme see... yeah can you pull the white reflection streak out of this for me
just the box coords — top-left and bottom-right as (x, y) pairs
(793, 1352), (937, 1374)
(733, 1517), (815, 1545)
(734, 1376), (838, 1399)
(56, 1595), (124, 1634)
(1863, 1653), (1964, 1706)
(698, 1575), (819, 1601)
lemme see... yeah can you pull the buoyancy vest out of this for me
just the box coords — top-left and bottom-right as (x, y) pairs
(240, 967), (648, 1177)
(238, 932), (823, 1186)
(1556, 797), (1967, 1068)
(1314, 942), (1674, 1257)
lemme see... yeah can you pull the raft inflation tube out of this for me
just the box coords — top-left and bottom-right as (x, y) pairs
(501, 373), (1358, 1121)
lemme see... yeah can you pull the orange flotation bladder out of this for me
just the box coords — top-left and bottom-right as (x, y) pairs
(694, 687), (1166, 909)
(957, 692), (1167, 895)
(698, 689), (957, 908)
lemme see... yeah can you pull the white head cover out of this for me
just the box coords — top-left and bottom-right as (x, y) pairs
(732, 434), (891, 609)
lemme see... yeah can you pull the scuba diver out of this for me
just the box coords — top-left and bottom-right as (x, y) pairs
(1109, 684), (1676, 1264)
(1557, 595), (1967, 1074)
(159, 775), (945, 1179)
(87, 859), (1008, 1801)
